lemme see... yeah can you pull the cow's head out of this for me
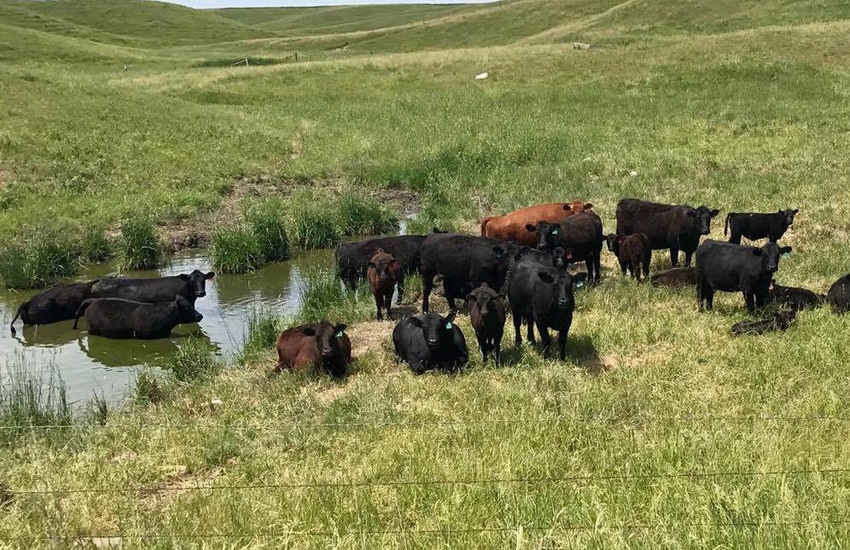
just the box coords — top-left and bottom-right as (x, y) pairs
(687, 206), (720, 235)
(526, 221), (561, 251)
(563, 201), (593, 213)
(780, 208), (799, 228)
(605, 233), (624, 254)
(754, 242), (792, 273)
(536, 268), (577, 312)
(303, 320), (347, 359)
(180, 270), (215, 298)
(466, 283), (504, 318)
(409, 311), (456, 351)
(174, 295), (204, 324)
(367, 248), (397, 283)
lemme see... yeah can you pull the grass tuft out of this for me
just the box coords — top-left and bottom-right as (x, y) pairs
(210, 225), (263, 274)
(237, 308), (281, 364)
(296, 268), (374, 324)
(78, 225), (112, 264)
(84, 391), (109, 426)
(120, 217), (163, 270)
(288, 192), (340, 250)
(132, 368), (168, 405)
(245, 199), (291, 262)
(337, 193), (399, 236)
(0, 354), (71, 444)
(169, 337), (219, 382)
(0, 226), (78, 289)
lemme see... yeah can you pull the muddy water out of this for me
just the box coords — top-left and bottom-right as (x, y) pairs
(0, 249), (333, 405)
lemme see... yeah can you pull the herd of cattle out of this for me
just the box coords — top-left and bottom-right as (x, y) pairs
(7, 198), (850, 377)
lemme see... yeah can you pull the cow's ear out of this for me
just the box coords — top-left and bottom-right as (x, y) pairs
(178, 274), (190, 281)
(538, 271), (555, 284)
(780, 246), (793, 255)
(792, 208), (799, 214)
(465, 293), (476, 302)
(444, 310), (457, 325)
(367, 262), (376, 269)
(302, 327), (317, 336)
(525, 224), (537, 233)
(205, 272), (215, 280)
(584, 203), (593, 209)
(710, 209), (720, 217)
(408, 317), (424, 328)
(686, 210), (696, 218)
(562, 204), (572, 211)
(752, 248), (764, 256)
(333, 323), (347, 335)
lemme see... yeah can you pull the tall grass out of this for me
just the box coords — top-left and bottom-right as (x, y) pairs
(78, 225), (112, 264)
(337, 194), (399, 236)
(169, 337), (219, 382)
(296, 268), (374, 324)
(132, 368), (168, 405)
(236, 307), (281, 364)
(210, 225), (263, 274)
(288, 202), (340, 250)
(0, 353), (71, 444)
(0, 225), (79, 289)
(246, 200), (291, 262)
(120, 217), (163, 270)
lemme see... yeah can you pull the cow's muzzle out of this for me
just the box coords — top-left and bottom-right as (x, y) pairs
(196, 290), (206, 297)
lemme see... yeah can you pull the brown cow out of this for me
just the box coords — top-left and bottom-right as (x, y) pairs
(367, 248), (402, 320)
(274, 320), (351, 378)
(480, 201), (593, 246)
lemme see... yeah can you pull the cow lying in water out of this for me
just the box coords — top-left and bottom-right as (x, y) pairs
(91, 270), (214, 305)
(731, 310), (796, 335)
(73, 296), (203, 339)
(9, 281), (95, 335)
(695, 240), (792, 313)
(274, 320), (351, 377)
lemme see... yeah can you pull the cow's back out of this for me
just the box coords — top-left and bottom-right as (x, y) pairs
(828, 275), (850, 313)
(275, 327), (319, 372)
(92, 276), (188, 304)
(482, 201), (589, 244)
(617, 199), (688, 247)
(696, 240), (759, 290)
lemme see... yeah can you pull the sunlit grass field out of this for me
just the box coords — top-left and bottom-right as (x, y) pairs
(2, 0), (850, 546)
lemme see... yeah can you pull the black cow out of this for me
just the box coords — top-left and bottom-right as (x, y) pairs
(827, 274), (850, 314)
(335, 235), (428, 303)
(731, 310), (796, 335)
(73, 296), (203, 339)
(526, 211), (603, 282)
(9, 281), (95, 335)
(695, 240), (792, 313)
(466, 283), (507, 364)
(770, 279), (824, 311)
(392, 312), (468, 374)
(419, 233), (517, 313)
(506, 260), (581, 360)
(724, 209), (798, 244)
(606, 233), (652, 281)
(616, 199), (720, 267)
(650, 267), (697, 288)
(511, 246), (567, 270)
(90, 270), (214, 305)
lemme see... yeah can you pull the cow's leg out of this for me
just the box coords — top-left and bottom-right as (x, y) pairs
(585, 259), (594, 282)
(643, 258), (650, 280)
(513, 310), (523, 347)
(477, 332), (488, 363)
(395, 274), (406, 305)
(421, 273), (434, 313)
(619, 259), (627, 275)
(557, 328), (568, 360)
(537, 322), (552, 358)
(684, 250), (694, 267)
(743, 289), (756, 314)
(594, 255), (602, 281)
(755, 288), (768, 310)
(670, 247), (680, 267)
(384, 290), (394, 320)
(494, 328), (503, 365)
(730, 230), (742, 245)
(526, 316), (536, 344)
(374, 292), (383, 321)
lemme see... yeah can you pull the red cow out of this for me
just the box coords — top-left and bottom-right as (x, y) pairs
(480, 201), (593, 246)
(274, 320), (351, 378)
(366, 248), (403, 320)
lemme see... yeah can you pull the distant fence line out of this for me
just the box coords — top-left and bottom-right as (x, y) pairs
(3, 414), (850, 432)
(10, 467), (850, 496)
(228, 54), (310, 68)
(2, 519), (850, 542)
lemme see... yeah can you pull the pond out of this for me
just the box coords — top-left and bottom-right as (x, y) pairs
(0, 248), (334, 406)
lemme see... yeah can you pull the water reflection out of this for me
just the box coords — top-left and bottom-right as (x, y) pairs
(0, 248), (335, 404)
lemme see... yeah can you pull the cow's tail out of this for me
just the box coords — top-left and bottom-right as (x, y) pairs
(480, 216), (495, 237)
(724, 213), (731, 236)
(9, 302), (27, 336)
(73, 299), (94, 330)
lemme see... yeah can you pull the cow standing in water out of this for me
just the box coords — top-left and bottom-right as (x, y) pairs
(10, 281), (95, 335)
(91, 270), (214, 305)
(73, 296), (203, 339)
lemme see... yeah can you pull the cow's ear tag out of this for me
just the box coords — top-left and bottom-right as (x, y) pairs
(552, 229), (558, 235)
(445, 322), (453, 329)
(782, 252), (790, 259)
(336, 331), (344, 338)
(576, 281), (584, 289)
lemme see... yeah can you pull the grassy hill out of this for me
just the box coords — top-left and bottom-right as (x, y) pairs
(3, 0), (850, 547)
